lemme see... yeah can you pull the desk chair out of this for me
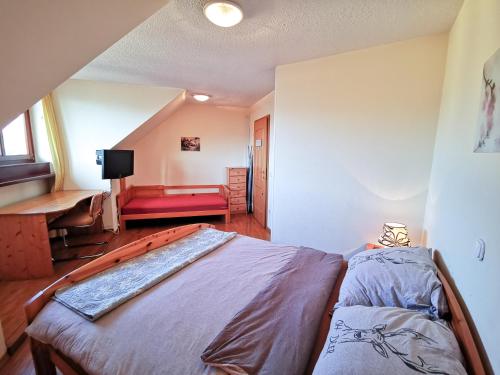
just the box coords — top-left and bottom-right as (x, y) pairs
(49, 193), (108, 259)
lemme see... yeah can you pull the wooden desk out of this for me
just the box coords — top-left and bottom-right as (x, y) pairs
(0, 190), (101, 280)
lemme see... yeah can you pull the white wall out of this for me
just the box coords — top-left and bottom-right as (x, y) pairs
(271, 34), (448, 252)
(0, 0), (170, 128)
(0, 180), (51, 208)
(249, 91), (275, 228)
(52, 79), (182, 228)
(30, 101), (53, 164)
(128, 103), (249, 186)
(423, 0), (500, 371)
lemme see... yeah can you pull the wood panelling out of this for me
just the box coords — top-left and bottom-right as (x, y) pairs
(0, 215), (53, 279)
(0, 190), (101, 280)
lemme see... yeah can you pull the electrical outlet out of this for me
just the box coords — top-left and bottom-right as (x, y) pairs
(474, 239), (486, 261)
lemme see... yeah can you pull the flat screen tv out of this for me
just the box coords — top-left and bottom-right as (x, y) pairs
(98, 149), (134, 179)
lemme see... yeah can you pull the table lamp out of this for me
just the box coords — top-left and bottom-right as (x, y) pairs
(378, 222), (410, 247)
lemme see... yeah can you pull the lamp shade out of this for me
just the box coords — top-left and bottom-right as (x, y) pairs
(378, 222), (410, 247)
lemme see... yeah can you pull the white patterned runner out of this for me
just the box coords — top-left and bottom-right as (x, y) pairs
(54, 228), (236, 321)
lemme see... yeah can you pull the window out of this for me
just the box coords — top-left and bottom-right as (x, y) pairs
(0, 109), (52, 187)
(0, 111), (34, 164)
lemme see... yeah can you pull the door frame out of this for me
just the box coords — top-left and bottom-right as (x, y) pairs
(252, 114), (270, 228)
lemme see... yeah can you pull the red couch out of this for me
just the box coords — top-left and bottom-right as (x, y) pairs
(117, 185), (231, 230)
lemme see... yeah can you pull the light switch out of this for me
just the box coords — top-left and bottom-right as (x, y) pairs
(474, 239), (486, 261)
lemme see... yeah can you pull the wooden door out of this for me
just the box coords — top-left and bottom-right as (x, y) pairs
(253, 115), (269, 227)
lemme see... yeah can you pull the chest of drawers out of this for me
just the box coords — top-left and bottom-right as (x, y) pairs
(226, 167), (247, 214)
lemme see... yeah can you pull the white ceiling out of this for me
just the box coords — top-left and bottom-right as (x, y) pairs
(74, 0), (463, 108)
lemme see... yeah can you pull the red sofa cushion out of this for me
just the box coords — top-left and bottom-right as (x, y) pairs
(122, 193), (228, 215)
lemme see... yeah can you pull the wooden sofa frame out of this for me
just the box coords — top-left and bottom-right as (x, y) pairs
(25, 226), (487, 375)
(116, 184), (231, 230)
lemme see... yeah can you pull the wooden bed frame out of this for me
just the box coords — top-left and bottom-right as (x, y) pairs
(116, 185), (231, 230)
(25, 226), (487, 375)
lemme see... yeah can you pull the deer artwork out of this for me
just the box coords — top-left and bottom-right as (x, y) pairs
(348, 249), (418, 271)
(326, 320), (450, 374)
(476, 67), (497, 150)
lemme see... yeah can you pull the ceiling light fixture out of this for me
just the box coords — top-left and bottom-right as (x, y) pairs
(192, 94), (211, 102)
(203, 1), (243, 28)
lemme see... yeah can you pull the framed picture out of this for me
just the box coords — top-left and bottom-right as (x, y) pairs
(474, 48), (499, 153)
(181, 137), (200, 151)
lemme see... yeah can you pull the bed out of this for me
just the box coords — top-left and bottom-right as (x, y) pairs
(25, 224), (486, 375)
(116, 185), (231, 230)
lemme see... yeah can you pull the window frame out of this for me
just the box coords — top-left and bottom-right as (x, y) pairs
(0, 111), (35, 165)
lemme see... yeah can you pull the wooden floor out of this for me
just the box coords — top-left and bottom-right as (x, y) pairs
(0, 214), (268, 375)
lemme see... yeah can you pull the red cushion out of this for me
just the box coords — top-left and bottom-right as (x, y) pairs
(122, 193), (228, 215)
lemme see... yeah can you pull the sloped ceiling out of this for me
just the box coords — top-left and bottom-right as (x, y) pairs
(52, 79), (183, 192)
(75, 0), (463, 107)
(0, 0), (170, 127)
(115, 90), (187, 149)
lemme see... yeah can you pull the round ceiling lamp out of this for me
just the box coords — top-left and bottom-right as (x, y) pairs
(203, 1), (243, 28)
(192, 94), (211, 102)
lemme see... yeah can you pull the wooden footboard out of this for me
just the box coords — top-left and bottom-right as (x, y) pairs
(116, 184), (231, 231)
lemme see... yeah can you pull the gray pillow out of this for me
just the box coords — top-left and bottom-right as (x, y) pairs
(313, 306), (466, 375)
(336, 247), (448, 318)
(343, 245), (432, 261)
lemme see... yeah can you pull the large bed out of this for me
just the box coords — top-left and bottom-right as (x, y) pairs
(25, 224), (486, 375)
